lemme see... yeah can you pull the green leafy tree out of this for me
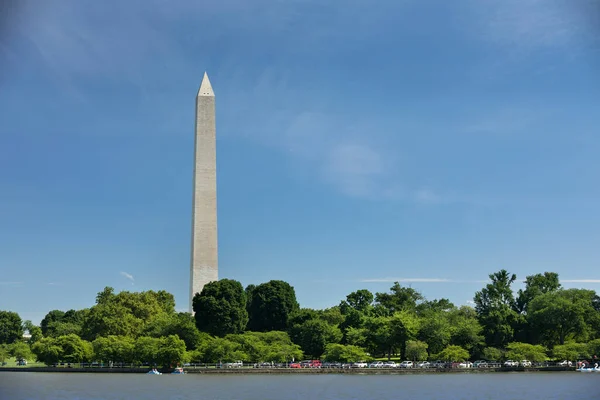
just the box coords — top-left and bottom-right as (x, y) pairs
(82, 302), (143, 340)
(134, 337), (161, 366)
(405, 340), (428, 361)
(340, 290), (374, 314)
(448, 306), (485, 357)
(157, 335), (187, 367)
(322, 343), (369, 362)
(144, 312), (204, 350)
(417, 312), (452, 355)
(345, 327), (369, 348)
(92, 336), (135, 364)
(0, 344), (10, 362)
(22, 320), (43, 345)
(552, 343), (589, 361)
(82, 287), (175, 341)
(193, 279), (248, 337)
(247, 280), (299, 332)
(363, 316), (393, 357)
(416, 298), (455, 315)
(505, 342), (548, 362)
(40, 310), (65, 335)
(588, 339), (600, 359)
(375, 283), (424, 314)
(361, 312), (419, 359)
(438, 345), (470, 362)
(55, 334), (93, 363)
(389, 311), (420, 359)
(203, 337), (247, 363)
(0, 311), (23, 344)
(9, 341), (33, 361)
(482, 347), (503, 361)
(290, 318), (342, 358)
(226, 331), (303, 362)
(516, 272), (561, 314)
(474, 270), (520, 348)
(319, 307), (345, 326)
(31, 337), (62, 365)
(528, 289), (596, 345)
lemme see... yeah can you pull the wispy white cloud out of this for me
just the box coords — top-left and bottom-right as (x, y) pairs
(562, 279), (600, 284)
(477, 0), (592, 51)
(465, 0), (600, 80)
(120, 271), (135, 285)
(359, 278), (489, 284)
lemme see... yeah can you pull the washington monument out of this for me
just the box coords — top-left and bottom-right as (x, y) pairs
(189, 72), (218, 312)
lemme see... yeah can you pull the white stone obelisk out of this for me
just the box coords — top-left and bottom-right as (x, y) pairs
(189, 72), (219, 312)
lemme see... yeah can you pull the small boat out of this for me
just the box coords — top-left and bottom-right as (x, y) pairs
(171, 367), (186, 374)
(147, 369), (162, 375)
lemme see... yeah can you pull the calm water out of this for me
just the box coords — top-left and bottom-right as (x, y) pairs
(0, 372), (597, 400)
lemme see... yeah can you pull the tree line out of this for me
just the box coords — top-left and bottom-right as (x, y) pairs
(1, 270), (599, 367)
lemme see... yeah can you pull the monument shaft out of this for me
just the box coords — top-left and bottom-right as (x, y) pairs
(190, 73), (218, 312)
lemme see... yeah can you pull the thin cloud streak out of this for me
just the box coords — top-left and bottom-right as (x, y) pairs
(120, 271), (135, 285)
(562, 279), (600, 283)
(359, 278), (489, 284)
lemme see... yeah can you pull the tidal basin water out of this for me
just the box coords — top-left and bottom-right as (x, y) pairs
(0, 372), (598, 400)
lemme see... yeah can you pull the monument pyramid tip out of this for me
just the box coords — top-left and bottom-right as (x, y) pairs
(198, 72), (214, 97)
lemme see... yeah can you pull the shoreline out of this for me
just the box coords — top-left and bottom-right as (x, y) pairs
(0, 366), (575, 374)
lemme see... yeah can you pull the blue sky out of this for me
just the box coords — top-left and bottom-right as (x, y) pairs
(1, 0), (600, 324)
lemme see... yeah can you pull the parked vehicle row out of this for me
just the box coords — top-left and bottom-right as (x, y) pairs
(182, 359), (578, 370)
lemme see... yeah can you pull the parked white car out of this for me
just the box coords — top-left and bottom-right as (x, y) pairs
(369, 361), (384, 368)
(383, 361), (397, 368)
(417, 361), (431, 368)
(520, 360), (532, 367)
(353, 362), (368, 368)
(557, 360), (572, 366)
(225, 360), (243, 368)
(458, 361), (473, 368)
(504, 360), (519, 367)
(399, 361), (414, 368)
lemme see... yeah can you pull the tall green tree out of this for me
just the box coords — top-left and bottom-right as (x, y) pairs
(375, 283), (424, 314)
(0, 311), (23, 344)
(448, 306), (485, 357)
(40, 310), (65, 336)
(340, 290), (374, 313)
(516, 272), (561, 314)
(193, 279), (248, 337)
(247, 280), (299, 332)
(474, 269), (520, 348)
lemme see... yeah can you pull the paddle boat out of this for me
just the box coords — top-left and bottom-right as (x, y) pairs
(577, 363), (599, 372)
(147, 368), (162, 375)
(171, 367), (186, 374)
